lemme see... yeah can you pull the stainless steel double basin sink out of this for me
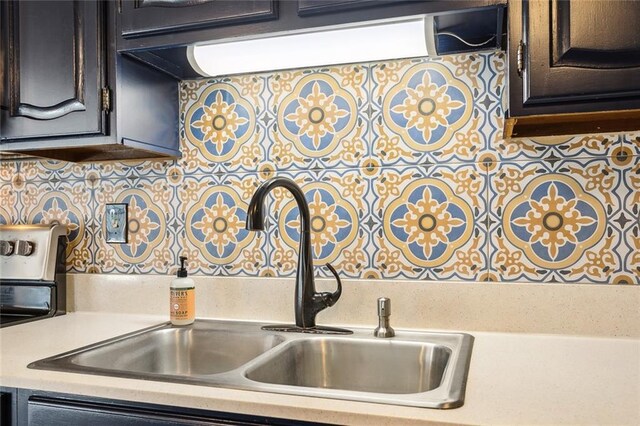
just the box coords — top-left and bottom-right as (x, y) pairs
(29, 320), (473, 409)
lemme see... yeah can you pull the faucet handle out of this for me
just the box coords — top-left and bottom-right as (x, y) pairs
(322, 263), (342, 307)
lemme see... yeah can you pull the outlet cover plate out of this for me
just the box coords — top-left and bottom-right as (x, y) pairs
(105, 203), (127, 244)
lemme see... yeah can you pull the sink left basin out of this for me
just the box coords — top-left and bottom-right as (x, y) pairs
(30, 320), (285, 378)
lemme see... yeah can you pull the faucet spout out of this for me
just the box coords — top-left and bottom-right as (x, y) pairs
(246, 177), (342, 329)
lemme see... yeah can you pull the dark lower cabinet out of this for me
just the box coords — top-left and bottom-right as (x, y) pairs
(509, 0), (640, 117)
(0, 392), (11, 425)
(27, 397), (233, 426)
(0, 0), (180, 162)
(14, 389), (326, 426)
(1, 387), (17, 426)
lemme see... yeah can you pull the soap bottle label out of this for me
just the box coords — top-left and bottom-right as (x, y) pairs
(170, 287), (195, 322)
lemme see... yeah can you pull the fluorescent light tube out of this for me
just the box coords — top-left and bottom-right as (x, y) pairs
(188, 16), (436, 77)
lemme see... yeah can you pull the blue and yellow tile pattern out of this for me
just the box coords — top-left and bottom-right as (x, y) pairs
(1, 51), (638, 284)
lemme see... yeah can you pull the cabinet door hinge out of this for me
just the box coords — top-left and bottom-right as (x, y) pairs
(101, 87), (111, 112)
(516, 40), (525, 77)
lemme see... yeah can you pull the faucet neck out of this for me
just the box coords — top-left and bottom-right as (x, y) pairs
(246, 177), (344, 330)
(246, 177), (317, 327)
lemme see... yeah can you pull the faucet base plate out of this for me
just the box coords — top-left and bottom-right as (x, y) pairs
(261, 324), (352, 335)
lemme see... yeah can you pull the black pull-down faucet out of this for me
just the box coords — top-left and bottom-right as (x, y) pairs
(246, 177), (351, 334)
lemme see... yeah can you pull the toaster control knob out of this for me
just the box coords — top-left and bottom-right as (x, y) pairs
(0, 240), (15, 256)
(15, 240), (34, 256)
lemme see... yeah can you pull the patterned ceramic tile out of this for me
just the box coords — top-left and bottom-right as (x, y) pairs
(266, 63), (369, 170)
(93, 177), (177, 274)
(0, 159), (40, 185)
(619, 227), (640, 285)
(92, 159), (177, 181)
(181, 75), (268, 174)
(370, 53), (492, 166)
(20, 180), (93, 272)
(369, 164), (489, 280)
(472, 52), (507, 165)
(180, 79), (211, 110)
(623, 132), (640, 155)
(178, 173), (269, 276)
(618, 154), (640, 283)
(25, 159), (92, 182)
(1, 162), (26, 224)
(495, 133), (622, 163)
(488, 51), (507, 110)
(488, 157), (634, 283)
(0, 160), (17, 183)
(266, 169), (369, 279)
(0, 184), (18, 225)
(622, 218), (640, 284)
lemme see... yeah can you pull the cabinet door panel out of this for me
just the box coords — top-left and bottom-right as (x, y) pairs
(120, 0), (277, 38)
(0, 391), (14, 426)
(551, 0), (640, 68)
(0, 0), (104, 141)
(523, 0), (640, 106)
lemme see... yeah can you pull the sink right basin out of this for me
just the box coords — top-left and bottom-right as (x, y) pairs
(245, 338), (451, 394)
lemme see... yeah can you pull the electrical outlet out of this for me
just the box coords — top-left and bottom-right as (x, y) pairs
(105, 203), (128, 244)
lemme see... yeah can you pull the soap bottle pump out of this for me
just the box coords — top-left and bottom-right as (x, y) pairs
(170, 256), (195, 326)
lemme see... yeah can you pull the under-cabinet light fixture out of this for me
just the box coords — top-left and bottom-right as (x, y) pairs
(187, 16), (437, 77)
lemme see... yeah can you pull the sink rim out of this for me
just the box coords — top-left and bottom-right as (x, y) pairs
(28, 319), (474, 409)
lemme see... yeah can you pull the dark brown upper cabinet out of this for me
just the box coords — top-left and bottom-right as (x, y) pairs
(507, 0), (640, 137)
(0, 0), (180, 162)
(120, 0), (277, 39)
(1, 0), (105, 141)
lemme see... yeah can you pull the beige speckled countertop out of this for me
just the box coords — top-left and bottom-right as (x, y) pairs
(1, 311), (638, 425)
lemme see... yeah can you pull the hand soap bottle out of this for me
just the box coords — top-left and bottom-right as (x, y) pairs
(170, 256), (195, 326)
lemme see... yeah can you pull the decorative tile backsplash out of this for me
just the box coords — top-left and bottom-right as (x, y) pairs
(1, 51), (638, 284)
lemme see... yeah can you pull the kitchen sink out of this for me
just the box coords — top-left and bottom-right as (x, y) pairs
(29, 319), (473, 409)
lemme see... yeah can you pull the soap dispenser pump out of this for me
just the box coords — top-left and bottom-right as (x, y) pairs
(170, 256), (195, 326)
